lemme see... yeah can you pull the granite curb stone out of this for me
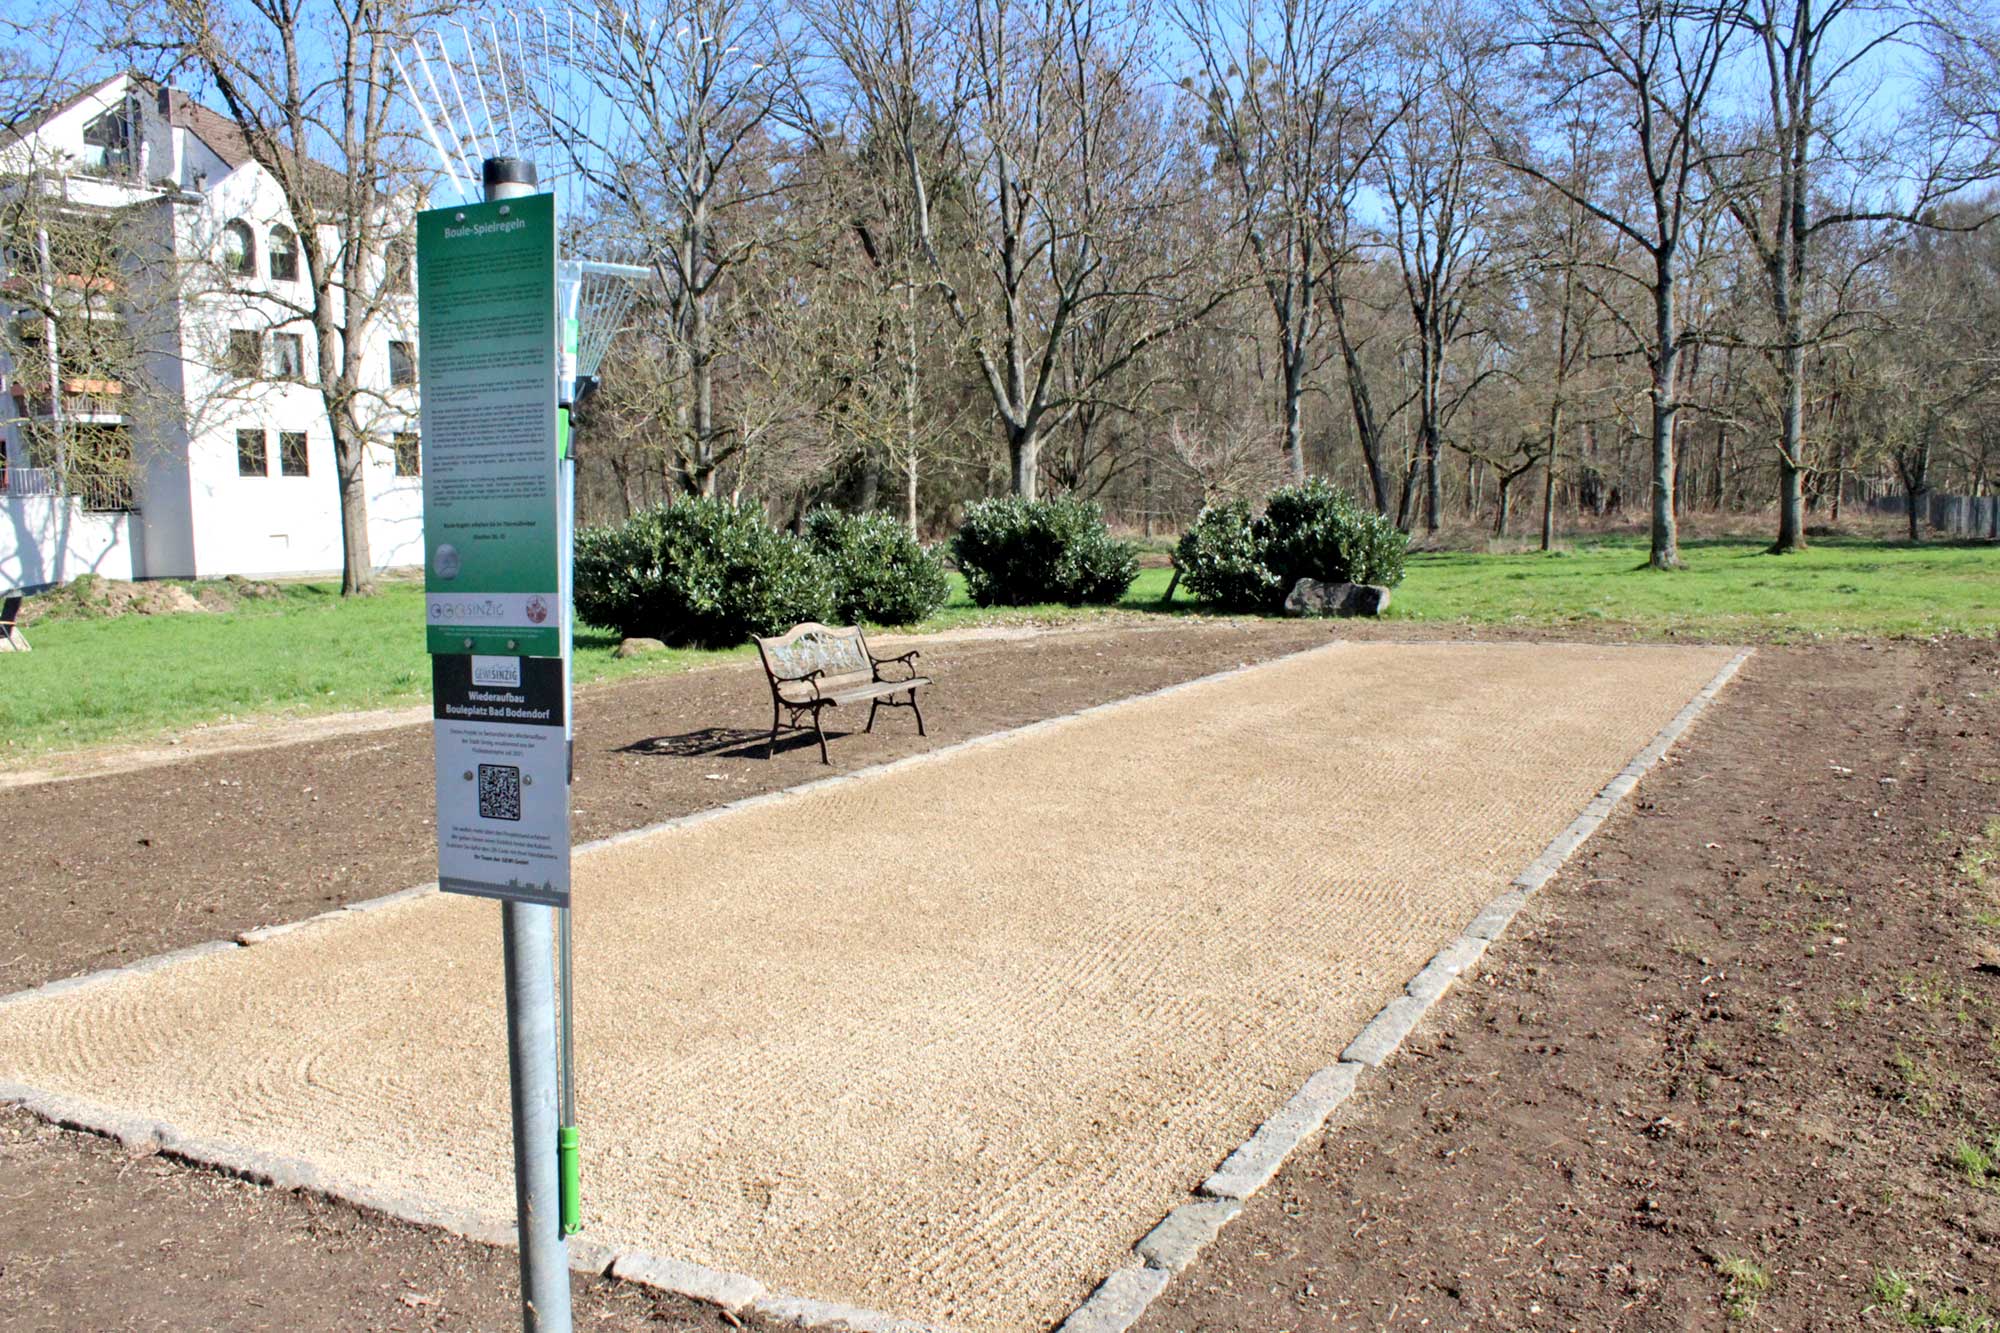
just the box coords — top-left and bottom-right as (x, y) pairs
(1341, 994), (1431, 1067)
(1053, 1264), (1173, 1333)
(1137, 1198), (1242, 1272)
(611, 1250), (766, 1311)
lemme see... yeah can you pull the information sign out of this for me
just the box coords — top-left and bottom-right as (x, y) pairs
(416, 194), (562, 658)
(432, 654), (571, 907)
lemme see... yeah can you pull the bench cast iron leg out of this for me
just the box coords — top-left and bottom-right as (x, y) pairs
(910, 688), (925, 737)
(866, 698), (880, 733)
(768, 700), (780, 760)
(812, 705), (830, 765)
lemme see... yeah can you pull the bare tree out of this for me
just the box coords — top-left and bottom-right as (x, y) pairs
(1703, 0), (1998, 552)
(1169, 0), (1386, 483)
(830, 0), (1231, 499)
(1380, 0), (1507, 532)
(803, 5), (980, 527)
(545, 0), (801, 498)
(1499, 0), (1747, 568)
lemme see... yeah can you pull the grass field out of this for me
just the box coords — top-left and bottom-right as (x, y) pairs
(2, 535), (1993, 758)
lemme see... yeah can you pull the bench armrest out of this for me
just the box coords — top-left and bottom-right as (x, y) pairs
(870, 649), (921, 682)
(771, 667), (826, 699)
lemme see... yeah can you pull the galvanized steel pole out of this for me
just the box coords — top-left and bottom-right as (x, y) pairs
(485, 154), (573, 1333)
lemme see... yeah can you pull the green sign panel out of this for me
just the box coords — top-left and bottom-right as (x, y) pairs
(416, 194), (561, 657)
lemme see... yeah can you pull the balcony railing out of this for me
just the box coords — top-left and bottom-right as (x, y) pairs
(1, 466), (57, 496)
(0, 466), (137, 513)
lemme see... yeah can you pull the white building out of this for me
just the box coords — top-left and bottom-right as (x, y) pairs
(0, 73), (424, 589)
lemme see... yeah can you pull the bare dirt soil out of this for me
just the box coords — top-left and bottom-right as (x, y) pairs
(3, 626), (1995, 1332)
(1138, 639), (2000, 1332)
(0, 618), (1333, 996)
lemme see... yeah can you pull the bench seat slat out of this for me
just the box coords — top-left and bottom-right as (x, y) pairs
(777, 676), (932, 706)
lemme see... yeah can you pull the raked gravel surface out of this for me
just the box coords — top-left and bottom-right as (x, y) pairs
(0, 640), (1737, 1330)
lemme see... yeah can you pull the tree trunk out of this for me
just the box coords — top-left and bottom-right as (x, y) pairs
(1329, 284), (1390, 513)
(1713, 422), (1727, 510)
(858, 450), (881, 511)
(1772, 335), (1808, 552)
(1540, 400), (1563, 552)
(1281, 349), (1307, 484)
(692, 296), (716, 497)
(334, 425), (373, 595)
(1422, 414), (1441, 533)
(1649, 269), (1682, 570)
(1010, 422), (1040, 499)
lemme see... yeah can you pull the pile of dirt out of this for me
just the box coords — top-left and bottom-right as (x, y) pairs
(196, 575), (284, 610)
(18, 575), (208, 623)
(18, 573), (283, 624)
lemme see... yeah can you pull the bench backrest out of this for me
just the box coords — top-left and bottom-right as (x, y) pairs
(755, 622), (872, 686)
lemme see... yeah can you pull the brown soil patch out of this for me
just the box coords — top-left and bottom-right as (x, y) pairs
(0, 619), (1334, 997)
(1137, 639), (2000, 1331)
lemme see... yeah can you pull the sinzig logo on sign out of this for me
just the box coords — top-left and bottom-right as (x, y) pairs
(430, 598), (511, 622)
(471, 656), (525, 688)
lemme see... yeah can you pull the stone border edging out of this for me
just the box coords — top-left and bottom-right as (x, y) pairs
(1050, 645), (1754, 1332)
(0, 640), (1751, 1333)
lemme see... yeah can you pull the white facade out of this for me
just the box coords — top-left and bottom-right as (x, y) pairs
(0, 74), (425, 589)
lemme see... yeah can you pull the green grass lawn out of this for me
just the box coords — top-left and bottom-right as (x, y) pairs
(1390, 537), (2000, 639)
(2, 535), (1993, 759)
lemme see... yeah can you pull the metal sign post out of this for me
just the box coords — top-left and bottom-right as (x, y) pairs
(417, 156), (574, 1333)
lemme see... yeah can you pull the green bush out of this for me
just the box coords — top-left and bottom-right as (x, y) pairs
(1172, 499), (1281, 610)
(1171, 481), (1407, 611)
(803, 507), (951, 625)
(1259, 479), (1408, 590)
(951, 495), (1139, 606)
(574, 497), (832, 647)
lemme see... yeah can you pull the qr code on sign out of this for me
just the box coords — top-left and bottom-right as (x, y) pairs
(477, 764), (522, 821)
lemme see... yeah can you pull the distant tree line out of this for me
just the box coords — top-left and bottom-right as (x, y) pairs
(11, 0), (2000, 596)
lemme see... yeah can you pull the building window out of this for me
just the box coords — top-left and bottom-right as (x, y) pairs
(389, 339), (416, 387)
(270, 332), (304, 381)
(228, 328), (262, 378)
(386, 238), (413, 294)
(81, 105), (135, 176)
(279, 430), (309, 476)
(393, 431), (421, 477)
(222, 220), (255, 277)
(268, 225), (299, 281)
(237, 428), (268, 476)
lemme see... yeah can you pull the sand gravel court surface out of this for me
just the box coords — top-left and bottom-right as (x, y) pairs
(0, 640), (1739, 1329)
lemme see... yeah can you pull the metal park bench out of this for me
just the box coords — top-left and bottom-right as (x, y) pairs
(753, 622), (929, 764)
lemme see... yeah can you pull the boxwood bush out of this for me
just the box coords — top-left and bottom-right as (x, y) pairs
(574, 497), (832, 647)
(1172, 481), (1407, 611)
(803, 507), (951, 625)
(951, 495), (1139, 606)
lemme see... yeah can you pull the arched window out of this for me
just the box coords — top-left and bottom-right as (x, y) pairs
(221, 220), (255, 277)
(268, 225), (299, 282)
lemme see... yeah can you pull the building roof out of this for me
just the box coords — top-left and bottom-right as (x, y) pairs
(150, 81), (254, 171)
(2, 72), (320, 186)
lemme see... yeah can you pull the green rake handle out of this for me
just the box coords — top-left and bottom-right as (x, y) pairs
(559, 1124), (581, 1235)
